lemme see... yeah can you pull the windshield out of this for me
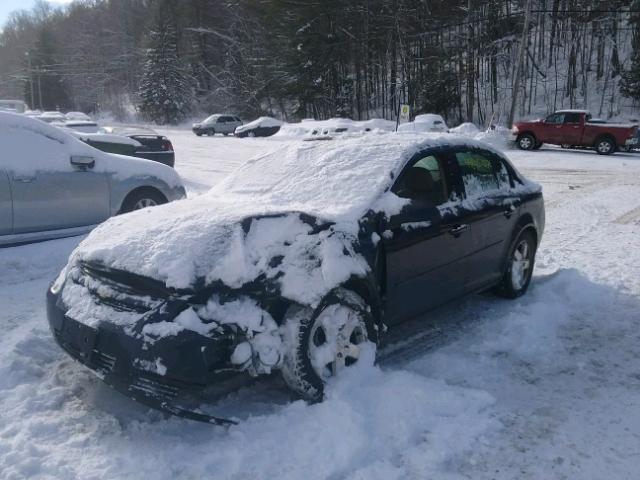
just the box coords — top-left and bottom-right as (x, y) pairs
(204, 115), (219, 123)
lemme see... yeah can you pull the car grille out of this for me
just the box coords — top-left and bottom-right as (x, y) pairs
(129, 372), (204, 401)
(72, 261), (172, 313)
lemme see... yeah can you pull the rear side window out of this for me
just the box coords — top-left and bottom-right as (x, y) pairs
(564, 113), (581, 123)
(455, 151), (500, 197)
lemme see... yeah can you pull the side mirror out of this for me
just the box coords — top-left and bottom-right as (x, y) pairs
(70, 155), (95, 169)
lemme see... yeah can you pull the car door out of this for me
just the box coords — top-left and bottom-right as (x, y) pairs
(382, 150), (472, 323)
(451, 148), (521, 292)
(561, 112), (583, 145)
(0, 168), (12, 235)
(217, 116), (231, 134)
(539, 113), (565, 144)
(9, 129), (110, 234)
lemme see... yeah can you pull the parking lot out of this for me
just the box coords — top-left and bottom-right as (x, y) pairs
(2, 130), (640, 479)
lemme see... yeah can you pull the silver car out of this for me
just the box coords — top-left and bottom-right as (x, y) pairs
(0, 112), (186, 246)
(192, 114), (242, 136)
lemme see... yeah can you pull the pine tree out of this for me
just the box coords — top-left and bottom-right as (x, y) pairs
(138, 3), (192, 124)
(621, 1), (640, 101)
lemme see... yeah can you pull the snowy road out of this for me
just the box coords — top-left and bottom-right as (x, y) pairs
(1, 129), (640, 479)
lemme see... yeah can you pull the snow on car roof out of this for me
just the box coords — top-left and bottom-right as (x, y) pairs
(239, 116), (284, 129)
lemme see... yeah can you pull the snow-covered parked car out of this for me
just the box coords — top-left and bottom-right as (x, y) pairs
(65, 111), (92, 121)
(47, 135), (544, 423)
(192, 114), (243, 136)
(85, 126), (176, 167)
(64, 120), (101, 133)
(0, 112), (185, 246)
(397, 114), (448, 133)
(235, 116), (283, 138)
(37, 111), (67, 123)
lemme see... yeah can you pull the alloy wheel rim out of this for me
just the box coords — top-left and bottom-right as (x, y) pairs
(510, 240), (531, 290)
(309, 305), (367, 380)
(133, 198), (158, 210)
(598, 141), (611, 153)
(520, 137), (532, 149)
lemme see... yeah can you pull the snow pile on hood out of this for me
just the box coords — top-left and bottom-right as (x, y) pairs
(69, 135), (500, 303)
(0, 111), (181, 186)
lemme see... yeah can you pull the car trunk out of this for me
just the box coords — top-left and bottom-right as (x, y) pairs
(130, 135), (173, 153)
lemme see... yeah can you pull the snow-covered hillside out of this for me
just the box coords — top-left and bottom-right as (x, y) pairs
(1, 129), (639, 479)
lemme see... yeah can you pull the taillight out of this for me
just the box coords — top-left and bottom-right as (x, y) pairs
(162, 139), (173, 151)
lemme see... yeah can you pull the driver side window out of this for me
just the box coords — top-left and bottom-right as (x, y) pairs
(545, 113), (564, 124)
(393, 154), (448, 206)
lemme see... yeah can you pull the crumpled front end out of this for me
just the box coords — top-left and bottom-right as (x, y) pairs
(47, 260), (286, 424)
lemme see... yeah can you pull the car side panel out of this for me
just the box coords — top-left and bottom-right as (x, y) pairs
(383, 214), (470, 324)
(0, 168), (12, 235)
(12, 168), (110, 234)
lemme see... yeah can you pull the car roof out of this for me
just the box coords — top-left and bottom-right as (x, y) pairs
(556, 109), (589, 114)
(212, 133), (507, 222)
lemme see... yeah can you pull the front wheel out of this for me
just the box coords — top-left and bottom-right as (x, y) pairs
(517, 133), (536, 150)
(281, 289), (376, 401)
(595, 137), (615, 155)
(496, 230), (537, 299)
(120, 189), (167, 214)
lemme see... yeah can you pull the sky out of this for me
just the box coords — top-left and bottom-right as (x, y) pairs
(0, 0), (73, 28)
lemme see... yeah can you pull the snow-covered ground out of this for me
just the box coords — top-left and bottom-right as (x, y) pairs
(1, 128), (640, 479)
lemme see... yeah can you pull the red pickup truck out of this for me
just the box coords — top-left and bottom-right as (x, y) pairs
(512, 110), (638, 155)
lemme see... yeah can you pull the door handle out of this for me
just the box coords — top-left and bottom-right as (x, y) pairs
(448, 224), (469, 237)
(13, 175), (36, 183)
(503, 204), (517, 218)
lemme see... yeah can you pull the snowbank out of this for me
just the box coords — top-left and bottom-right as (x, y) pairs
(275, 118), (395, 138)
(448, 122), (480, 136)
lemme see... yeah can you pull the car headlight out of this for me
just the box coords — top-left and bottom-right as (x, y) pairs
(50, 267), (68, 295)
(512, 126), (519, 134)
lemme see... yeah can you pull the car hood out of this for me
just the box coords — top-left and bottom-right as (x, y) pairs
(69, 197), (368, 306)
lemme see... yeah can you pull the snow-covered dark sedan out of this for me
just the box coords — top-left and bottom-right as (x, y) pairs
(47, 135), (544, 423)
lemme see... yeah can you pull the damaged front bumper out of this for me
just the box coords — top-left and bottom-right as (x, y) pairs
(46, 287), (245, 426)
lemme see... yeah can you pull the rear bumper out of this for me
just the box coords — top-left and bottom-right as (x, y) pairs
(46, 287), (242, 424)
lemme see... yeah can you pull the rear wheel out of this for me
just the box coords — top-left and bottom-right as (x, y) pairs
(281, 289), (376, 401)
(516, 133), (536, 150)
(496, 230), (537, 299)
(595, 137), (615, 155)
(120, 189), (167, 214)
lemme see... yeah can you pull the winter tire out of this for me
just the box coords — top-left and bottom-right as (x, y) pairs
(120, 189), (167, 214)
(281, 289), (377, 401)
(496, 230), (537, 299)
(517, 133), (536, 151)
(595, 137), (615, 155)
